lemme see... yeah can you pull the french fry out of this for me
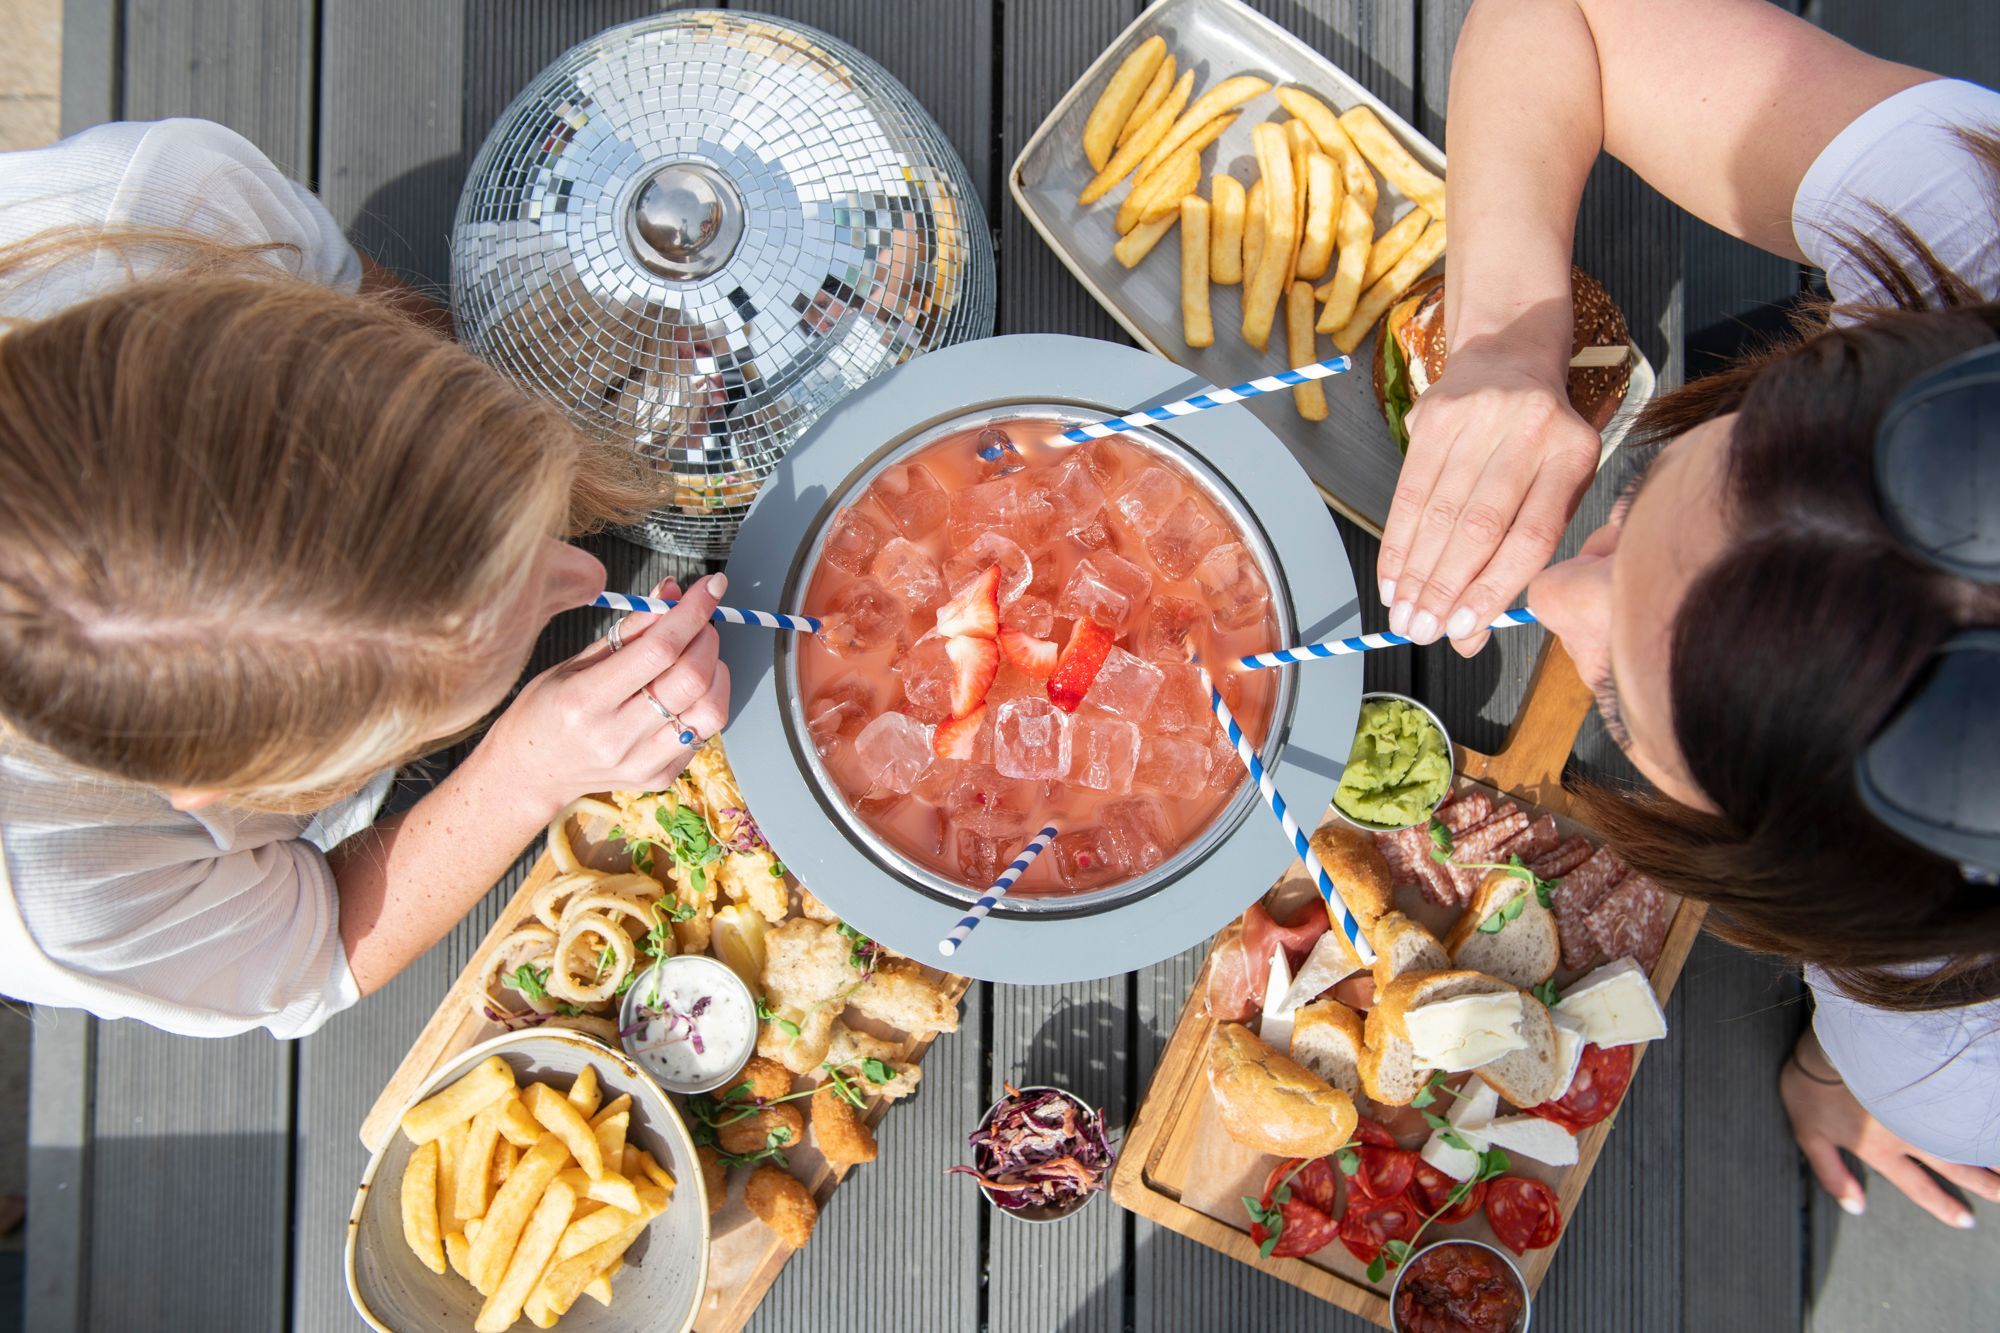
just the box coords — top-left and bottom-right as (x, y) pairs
(497, 1095), (542, 1150)
(1209, 174), (1245, 284)
(525, 1082), (607, 1179)
(540, 1220), (651, 1320)
(491, 1138), (519, 1192)
(400, 1138), (447, 1275)
(401, 1055), (515, 1145)
(1315, 195), (1376, 333)
(1140, 76), (1272, 179)
(445, 1231), (475, 1283)
(1287, 282), (1328, 422)
(1118, 114), (1237, 230)
(584, 1260), (622, 1306)
(1285, 120), (1313, 283)
(466, 1136), (570, 1294)
(454, 1100), (504, 1225)
(551, 1202), (646, 1265)
(1243, 178), (1267, 285)
(1113, 212), (1177, 268)
(1338, 104), (1446, 219)
(557, 1165), (643, 1214)
(1139, 148), (1202, 225)
(592, 1109), (630, 1169)
(1179, 196), (1214, 348)
(634, 1149), (677, 1195)
(1356, 208), (1430, 293)
(620, 1144), (643, 1178)
(475, 1177), (577, 1333)
(1241, 123), (1297, 352)
(437, 1120), (468, 1235)
(1341, 145), (1377, 220)
(1331, 217), (1448, 352)
(1296, 152), (1339, 280)
(589, 1094), (633, 1130)
(1078, 70), (1193, 205)
(1083, 36), (1168, 171)
(566, 1065), (601, 1120)
(1118, 55), (1176, 148)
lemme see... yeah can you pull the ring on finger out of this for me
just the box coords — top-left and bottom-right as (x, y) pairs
(642, 686), (698, 746)
(606, 617), (628, 652)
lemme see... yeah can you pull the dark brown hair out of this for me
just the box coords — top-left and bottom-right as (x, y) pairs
(1578, 133), (2000, 1011)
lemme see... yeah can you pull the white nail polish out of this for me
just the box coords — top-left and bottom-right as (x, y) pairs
(1379, 578), (1396, 607)
(1444, 607), (1477, 639)
(1409, 610), (1439, 644)
(1839, 1195), (1864, 1216)
(1956, 1212), (1977, 1229)
(707, 572), (728, 597)
(1388, 601), (1413, 636)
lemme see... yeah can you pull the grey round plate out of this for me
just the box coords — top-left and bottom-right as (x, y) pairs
(720, 334), (1363, 984)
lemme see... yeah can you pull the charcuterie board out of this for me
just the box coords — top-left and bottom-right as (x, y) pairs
(1108, 639), (1705, 1327)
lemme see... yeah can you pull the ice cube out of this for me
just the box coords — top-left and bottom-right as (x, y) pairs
(1053, 826), (1127, 889)
(853, 712), (935, 795)
(1135, 594), (1205, 663)
(1067, 714), (1140, 793)
(946, 764), (1034, 836)
(806, 676), (873, 757)
(898, 634), (955, 722)
(1071, 518), (1114, 550)
(992, 696), (1070, 781)
(1202, 730), (1247, 794)
(823, 505), (886, 574)
(870, 463), (949, 538)
(1102, 797), (1174, 871)
(1001, 595), (1054, 640)
(1145, 496), (1222, 581)
(1112, 466), (1186, 537)
(1085, 646), (1164, 719)
(870, 537), (946, 612)
(912, 756), (963, 805)
(1055, 551), (1154, 633)
(1041, 457), (1107, 538)
(1194, 542), (1271, 631)
(1134, 733), (1210, 795)
(976, 427), (1015, 460)
(1153, 663), (1214, 734)
(943, 532), (1033, 604)
(947, 475), (1023, 548)
(956, 828), (1007, 888)
(815, 577), (908, 655)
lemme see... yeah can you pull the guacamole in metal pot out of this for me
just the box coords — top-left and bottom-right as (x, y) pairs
(1333, 697), (1452, 829)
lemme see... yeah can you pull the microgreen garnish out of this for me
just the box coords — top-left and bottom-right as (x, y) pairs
(1364, 1144), (1514, 1283)
(1428, 830), (1557, 935)
(1531, 978), (1560, 1008)
(617, 803), (726, 893)
(1410, 1069), (1451, 1109)
(755, 995), (801, 1039)
(1336, 1149), (1360, 1177)
(510, 964), (551, 1004)
(837, 922), (885, 977)
(1476, 888), (1530, 935)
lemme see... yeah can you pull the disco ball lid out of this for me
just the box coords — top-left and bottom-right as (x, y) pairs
(451, 10), (997, 558)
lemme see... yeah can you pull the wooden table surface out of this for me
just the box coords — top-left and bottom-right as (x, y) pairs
(28, 2), (1994, 1330)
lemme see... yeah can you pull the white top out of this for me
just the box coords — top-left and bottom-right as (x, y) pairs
(0, 118), (374, 1039)
(1790, 77), (2000, 1164)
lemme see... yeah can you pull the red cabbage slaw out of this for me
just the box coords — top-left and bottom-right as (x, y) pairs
(948, 1084), (1114, 1212)
(622, 992), (713, 1057)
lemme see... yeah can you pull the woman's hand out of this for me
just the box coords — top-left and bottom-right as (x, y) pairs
(479, 575), (733, 822)
(1379, 344), (1602, 657)
(1782, 1029), (1999, 1227)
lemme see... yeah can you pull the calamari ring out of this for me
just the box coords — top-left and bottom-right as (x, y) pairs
(546, 912), (632, 1006)
(560, 891), (659, 937)
(474, 924), (558, 1020)
(546, 795), (626, 873)
(532, 871), (610, 932)
(540, 1014), (622, 1044)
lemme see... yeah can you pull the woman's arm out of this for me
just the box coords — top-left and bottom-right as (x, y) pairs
(1380, 0), (1932, 654)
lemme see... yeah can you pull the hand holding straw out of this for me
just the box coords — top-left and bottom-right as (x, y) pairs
(592, 590), (821, 634)
(1195, 662), (1378, 965)
(1239, 608), (1539, 669)
(937, 824), (1060, 959)
(1059, 356), (1354, 442)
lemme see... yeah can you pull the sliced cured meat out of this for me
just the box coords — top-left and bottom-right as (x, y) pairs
(1524, 1041), (1634, 1132)
(1250, 1195), (1342, 1258)
(1485, 1176), (1563, 1254)
(1350, 1115), (1399, 1150)
(1529, 837), (1594, 881)
(1352, 1146), (1420, 1201)
(1204, 903), (1330, 1022)
(1436, 788), (1493, 833)
(1551, 846), (1629, 972)
(1498, 813), (1560, 868)
(1203, 924), (1256, 1022)
(1409, 1162), (1486, 1224)
(1262, 1157), (1339, 1214)
(1338, 1192), (1423, 1264)
(1377, 826), (1459, 906)
(1446, 808), (1531, 900)
(1584, 873), (1673, 972)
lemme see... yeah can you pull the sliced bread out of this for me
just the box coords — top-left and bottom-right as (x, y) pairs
(1445, 870), (1559, 988)
(1206, 1021), (1359, 1157)
(1370, 912), (1449, 992)
(1289, 1001), (1366, 1097)
(1471, 993), (1566, 1107)
(1360, 969), (1504, 1106)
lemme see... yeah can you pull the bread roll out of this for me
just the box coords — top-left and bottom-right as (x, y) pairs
(1206, 1022), (1358, 1157)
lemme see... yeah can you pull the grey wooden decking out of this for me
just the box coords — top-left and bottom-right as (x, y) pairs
(21, 2), (1999, 1331)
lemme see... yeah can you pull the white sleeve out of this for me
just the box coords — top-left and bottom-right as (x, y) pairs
(1792, 79), (2000, 309)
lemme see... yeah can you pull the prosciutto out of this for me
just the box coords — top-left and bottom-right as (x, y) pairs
(1204, 902), (1331, 1022)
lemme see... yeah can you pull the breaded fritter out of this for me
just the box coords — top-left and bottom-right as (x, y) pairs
(848, 957), (960, 1036)
(745, 1165), (817, 1249)
(718, 1055), (794, 1106)
(823, 1023), (923, 1103)
(715, 1102), (805, 1157)
(810, 1081), (879, 1168)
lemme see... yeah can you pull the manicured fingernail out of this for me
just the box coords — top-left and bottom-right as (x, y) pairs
(1378, 578), (1396, 607)
(1408, 610), (1439, 644)
(1839, 1194), (1865, 1216)
(707, 573), (728, 597)
(1955, 1211), (1976, 1229)
(1444, 607), (1477, 639)
(1388, 601), (1413, 636)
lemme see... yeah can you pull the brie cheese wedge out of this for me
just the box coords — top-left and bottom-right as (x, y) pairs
(1258, 945), (1297, 1053)
(1549, 1011), (1588, 1101)
(1420, 1132), (1484, 1182)
(1404, 991), (1529, 1072)
(1278, 931), (1361, 1013)
(1475, 1113), (1580, 1167)
(1553, 957), (1667, 1048)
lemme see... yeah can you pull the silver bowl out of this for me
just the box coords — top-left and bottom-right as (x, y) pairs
(1330, 690), (1457, 834)
(1388, 1238), (1532, 1333)
(964, 1085), (1110, 1224)
(617, 956), (759, 1095)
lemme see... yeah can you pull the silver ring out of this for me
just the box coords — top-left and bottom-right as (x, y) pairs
(643, 687), (698, 746)
(606, 618), (627, 652)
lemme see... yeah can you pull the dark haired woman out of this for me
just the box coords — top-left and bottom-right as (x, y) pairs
(1389, 0), (2000, 1225)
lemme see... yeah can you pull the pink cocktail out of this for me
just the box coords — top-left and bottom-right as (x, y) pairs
(797, 416), (1280, 897)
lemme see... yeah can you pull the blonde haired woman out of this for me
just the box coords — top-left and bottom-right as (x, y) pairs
(0, 118), (727, 1037)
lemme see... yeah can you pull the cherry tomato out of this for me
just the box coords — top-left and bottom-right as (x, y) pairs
(1485, 1176), (1563, 1254)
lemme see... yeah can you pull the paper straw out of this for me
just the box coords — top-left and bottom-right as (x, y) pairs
(1059, 356), (1355, 442)
(1239, 608), (1539, 669)
(592, 590), (821, 634)
(937, 824), (1060, 959)
(1196, 663), (1378, 965)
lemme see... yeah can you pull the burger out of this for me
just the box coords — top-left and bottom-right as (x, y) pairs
(1372, 266), (1633, 454)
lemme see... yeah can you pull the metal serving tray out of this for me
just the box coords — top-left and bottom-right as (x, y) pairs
(1009, 0), (1653, 535)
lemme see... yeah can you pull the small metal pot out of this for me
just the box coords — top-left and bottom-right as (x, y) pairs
(617, 956), (759, 1095)
(965, 1085), (1112, 1224)
(1330, 690), (1457, 834)
(1387, 1238), (1532, 1333)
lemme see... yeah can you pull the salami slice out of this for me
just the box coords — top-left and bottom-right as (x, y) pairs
(1410, 1162), (1486, 1223)
(1525, 1041), (1635, 1131)
(1530, 836), (1594, 880)
(1485, 1176), (1563, 1254)
(1251, 1196), (1341, 1258)
(1262, 1157), (1339, 1214)
(1338, 1193), (1423, 1265)
(1350, 1115), (1399, 1150)
(1446, 808), (1531, 899)
(1498, 813), (1560, 867)
(1437, 789), (1494, 834)
(1352, 1146), (1419, 1201)
(1376, 827), (1462, 906)
(1551, 846), (1629, 971)
(1584, 874), (1673, 971)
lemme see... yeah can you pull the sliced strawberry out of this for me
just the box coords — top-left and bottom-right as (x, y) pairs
(933, 704), (987, 759)
(944, 634), (1000, 717)
(935, 565), (1001, 638)
(998, 627), (1059, 680)
(1045, 619), (1115, 713)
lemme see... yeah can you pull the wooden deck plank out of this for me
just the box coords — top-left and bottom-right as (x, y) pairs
(120, 0), (315, 178)
(57, 0), (119, 133)
(23, 1010), (91, 1333)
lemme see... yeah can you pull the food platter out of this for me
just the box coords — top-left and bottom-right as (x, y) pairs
(1109, 641), (1706, 1327)
(714, 332), (1362, 984)
(1008, 0), (1655, 535)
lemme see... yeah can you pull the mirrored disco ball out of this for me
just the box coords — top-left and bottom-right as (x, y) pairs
(452, 10), (997, 558)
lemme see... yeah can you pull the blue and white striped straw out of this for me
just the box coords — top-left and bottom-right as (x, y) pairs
(1060, 356), (1355, 442)
(592, 590), (821, 634)
(937, 824), (1060, 959)
(1196, 663), (1378, 965)
(1239, 608), (1539, 669)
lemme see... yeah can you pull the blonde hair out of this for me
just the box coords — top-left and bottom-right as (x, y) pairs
(0, 230), (654, 809)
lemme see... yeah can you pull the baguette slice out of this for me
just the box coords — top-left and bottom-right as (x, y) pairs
(1360, 970), (1507, 1106)
(1471, 993), (1566, 1107)
(1307, 823), (1397, 931)
(1370, 912), (1449, 992)
(1207, 1021), (1358, 1157)
(1445, 871), (1560, 988)
(1289, 1001), (1366, 1097)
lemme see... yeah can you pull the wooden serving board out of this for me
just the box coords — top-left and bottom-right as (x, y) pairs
(1108, 639), (1706, 1328)
(360, 851), (968, 1333)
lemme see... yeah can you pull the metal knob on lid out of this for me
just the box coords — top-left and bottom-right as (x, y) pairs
(451, 10), (997, 558)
